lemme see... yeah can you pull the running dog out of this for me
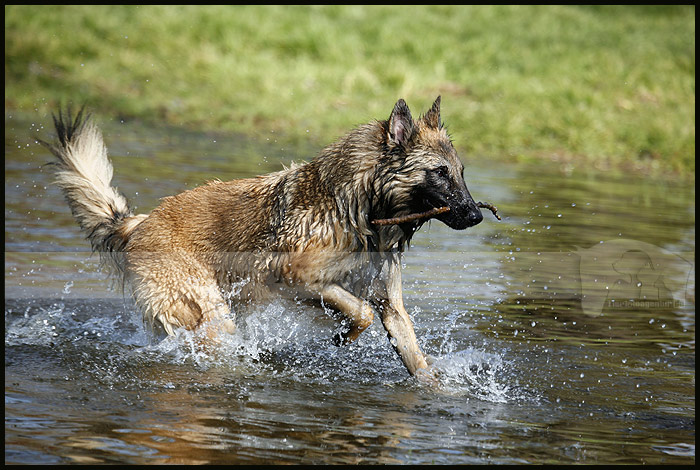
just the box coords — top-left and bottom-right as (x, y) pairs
(43, 97), (484, 379)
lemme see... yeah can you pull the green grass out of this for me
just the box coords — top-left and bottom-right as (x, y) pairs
(5, 5), (695, 178)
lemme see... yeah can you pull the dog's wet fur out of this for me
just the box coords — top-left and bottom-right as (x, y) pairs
(43, 97), (483, 379)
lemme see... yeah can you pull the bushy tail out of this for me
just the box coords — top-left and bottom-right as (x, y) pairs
(41, 108), (142, 271)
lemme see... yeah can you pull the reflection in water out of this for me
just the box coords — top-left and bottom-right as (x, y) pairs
(5, 114), (695, 464)
(106, 380), (420, 465)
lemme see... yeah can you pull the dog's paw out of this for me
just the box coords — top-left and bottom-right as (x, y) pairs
(415, 364), (441, 386)
(425, 354), (438, 366)
(331, 331), (347, 347)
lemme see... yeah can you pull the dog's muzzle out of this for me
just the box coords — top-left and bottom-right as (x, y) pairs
(442, 201), (483, 230)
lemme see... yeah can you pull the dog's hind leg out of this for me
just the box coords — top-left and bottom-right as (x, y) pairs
(181, 282), (237, 342)
(130, 254), (236, 341)
(319, 284), (375, 345)
(138, 280), (236, 342)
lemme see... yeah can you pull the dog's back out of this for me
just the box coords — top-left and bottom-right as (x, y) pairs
(128, 176), (279, 254)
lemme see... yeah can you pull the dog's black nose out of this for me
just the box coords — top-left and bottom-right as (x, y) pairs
(468, 207), (484, 226)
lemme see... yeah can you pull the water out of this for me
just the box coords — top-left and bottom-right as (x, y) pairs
(5, 113), (695, 464)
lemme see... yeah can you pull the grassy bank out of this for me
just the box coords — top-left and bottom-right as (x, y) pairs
(5, 5), (695, 178)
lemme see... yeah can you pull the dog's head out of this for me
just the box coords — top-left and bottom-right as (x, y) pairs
(382, 96), (483, 230)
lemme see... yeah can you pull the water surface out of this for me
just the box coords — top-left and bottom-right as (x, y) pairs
(5, 113), (695, 464)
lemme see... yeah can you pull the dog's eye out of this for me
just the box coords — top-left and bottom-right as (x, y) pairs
(434, 166), (449, 178)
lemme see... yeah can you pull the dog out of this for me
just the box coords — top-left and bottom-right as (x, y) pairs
(42, 96), (484, 380)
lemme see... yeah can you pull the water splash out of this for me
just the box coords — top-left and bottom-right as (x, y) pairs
(138, 301), (525, 404)
(429, 348), (513, 403)
(140, 299), (334, 372)
(5, 298), (149, 348)
(6, 297), (531, 403)
(138, 298), (412, 385)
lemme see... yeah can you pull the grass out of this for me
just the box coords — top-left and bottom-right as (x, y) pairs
(5, 5), (695, 178)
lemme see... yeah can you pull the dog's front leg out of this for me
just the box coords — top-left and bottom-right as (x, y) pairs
(372, 253), (433, 380)
(319, 284), (375, 345)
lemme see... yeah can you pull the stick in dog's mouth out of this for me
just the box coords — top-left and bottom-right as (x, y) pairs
(371, 206), (450, 226)
(476, 201), (502, 220)
(371, 202), (501, 226)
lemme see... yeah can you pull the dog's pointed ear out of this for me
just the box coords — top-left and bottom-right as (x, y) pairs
(388, 99), (414, 147)
(423, 95), (441, 129)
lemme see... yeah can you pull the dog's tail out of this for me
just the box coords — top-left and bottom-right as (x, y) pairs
(41, 107), (144, 272)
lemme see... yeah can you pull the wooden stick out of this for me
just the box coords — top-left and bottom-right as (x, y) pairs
(476, 201), (502, 220)
(371, 201), (502, 226)
(371, 206), (450, 226)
